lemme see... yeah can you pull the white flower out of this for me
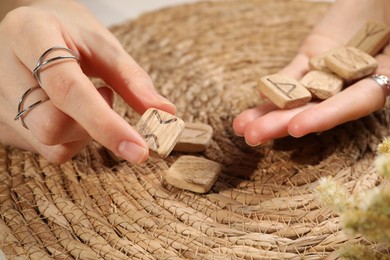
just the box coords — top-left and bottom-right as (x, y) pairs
(374, 154), (390, 179)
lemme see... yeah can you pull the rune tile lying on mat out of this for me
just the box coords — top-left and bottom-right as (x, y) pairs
(135, 108), (185, 158)
(258, 73), (312, 109)
(165, 155), (221, 193)
(347, 20), (390, 56)
(173, 122), (213, 152)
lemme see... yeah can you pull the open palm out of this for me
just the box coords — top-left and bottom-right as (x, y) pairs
(233, 0), (390, 146)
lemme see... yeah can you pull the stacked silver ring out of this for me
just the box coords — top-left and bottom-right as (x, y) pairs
(32, 46), (79, 86)
(14, 86), (49, 129)
(14, 46), (80, 129)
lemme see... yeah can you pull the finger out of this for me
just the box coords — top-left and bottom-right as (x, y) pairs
(11, 11), (149, 163)
(2, 85), (92, 155)
(0, 122), (35, 151)
(287, 78), (386, 138)
(1, 118), (91, 164)
(27, 135), (92, 165)
(279, 53), (310, 80)
(77, 28), (176, 115)
(236, 52), (309, 139)
(280, 33), (342, 80)
(1, 10), (91, 146)
(40, 59), (148, 163)
(97, 86), (114, 108)
(233, 102), (278, 136)
(22, 86), (114, 145)
(243, 103), (316, 146)
(35, 138), (92, 164)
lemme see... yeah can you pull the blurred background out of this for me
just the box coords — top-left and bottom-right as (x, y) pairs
(78, 0), (198, 26)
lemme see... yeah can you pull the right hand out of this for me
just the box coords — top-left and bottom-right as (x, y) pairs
(0, 0), (176, 164)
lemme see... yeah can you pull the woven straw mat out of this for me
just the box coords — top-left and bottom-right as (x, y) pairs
(2, 0), (390, 259)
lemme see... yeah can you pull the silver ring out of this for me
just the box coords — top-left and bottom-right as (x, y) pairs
(32, 46), (80, 86)
(14, 86), (49, 129)
(371, 74), (390, 97)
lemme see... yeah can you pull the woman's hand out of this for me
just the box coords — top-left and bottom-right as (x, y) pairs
(0, 0), (176, 163)
(233, 0), (390, 146)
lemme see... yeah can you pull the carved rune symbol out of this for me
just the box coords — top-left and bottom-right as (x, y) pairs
(144, 134), (160, 148)
(142, 110), (178, 149)
(184, 126), (208, 139)
(355, 23), (386, 49)
(332, 48), (369, 69)
(266, 78), (296, 99)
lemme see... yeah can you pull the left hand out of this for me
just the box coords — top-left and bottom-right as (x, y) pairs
(233, 0), (390, 146)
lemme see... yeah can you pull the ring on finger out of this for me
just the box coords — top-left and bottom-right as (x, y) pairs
(371, 74), (390, 97)
(14, 85), (49, 129)
(32, 46), (80, 86)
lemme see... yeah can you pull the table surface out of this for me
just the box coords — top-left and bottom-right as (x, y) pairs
(0, 1), (334, 259)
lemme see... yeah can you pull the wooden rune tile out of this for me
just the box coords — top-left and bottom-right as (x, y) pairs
(135, 108), (185, 158)
(258, 73), (312, 109)
(300, 70), (344, 100)
(165, 156), (221, 193)
(309, 53), (331, 72)
(347, 20), (390, 56)
(173, 122), (213, 152)
(324, 47), (378, 81)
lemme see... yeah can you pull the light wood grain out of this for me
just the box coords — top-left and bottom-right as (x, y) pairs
(324, 47), (378, 81)
(135, 108), (185, 158)
(300, 70), (343, 100)
(258, 73), (312, 109)
(165, 156), (221, 193)
(309, 53), (331, 72)
(173, 122), (213, 152)
(347, 20), (390, 56)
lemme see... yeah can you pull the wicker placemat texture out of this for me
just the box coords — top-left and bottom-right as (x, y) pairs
(2, 0), (390, 259)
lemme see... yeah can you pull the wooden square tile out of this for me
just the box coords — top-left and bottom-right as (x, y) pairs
(165, 156), (221, 193)
(173, 122), (213, 152)
(135, 108), (185, 158)
(258, 73), (312, 109)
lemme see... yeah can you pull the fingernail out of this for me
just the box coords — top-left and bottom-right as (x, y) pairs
(290, 133), (303, 138)
(234, 131), (244, 137)
(288, 131), (304, 138)
(245, 139), (261, 147)
(118, 141), (148, 163)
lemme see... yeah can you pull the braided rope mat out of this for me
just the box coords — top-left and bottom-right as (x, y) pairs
(2, 0), (390, 259)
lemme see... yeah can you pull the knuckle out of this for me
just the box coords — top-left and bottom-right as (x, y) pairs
(2, 7), (57, 35)
(2, 7), (30, 25)
(42, 148), (74, 164)
(46, 72), (81, 107)
(34, 113), (66, 145)
(1, 9), (26, 37)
